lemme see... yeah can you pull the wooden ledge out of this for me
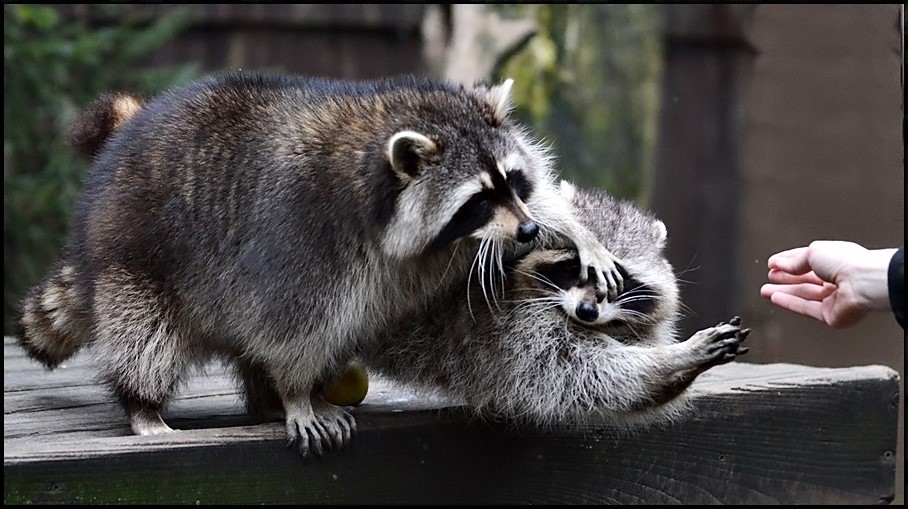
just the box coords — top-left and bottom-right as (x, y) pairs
(3, 336), (899, 504)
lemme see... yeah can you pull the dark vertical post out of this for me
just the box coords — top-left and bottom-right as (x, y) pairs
(650, 5), (755, 337)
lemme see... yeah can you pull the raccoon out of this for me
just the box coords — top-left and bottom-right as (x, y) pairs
(15, 72), (625, 456)
(360, 183), (750, 428)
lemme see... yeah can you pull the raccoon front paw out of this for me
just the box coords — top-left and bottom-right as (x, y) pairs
(576, 241), (624, 303)
(688, 316), (751, 369)
(284, 397), (356, 457)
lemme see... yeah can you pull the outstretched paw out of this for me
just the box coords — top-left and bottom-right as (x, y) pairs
(284, 396), (357, 457)
(688, 316), (751, 369)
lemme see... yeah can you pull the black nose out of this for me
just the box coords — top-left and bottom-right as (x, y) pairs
(576, 301), (599, 322)
(516, 221), (539, 243)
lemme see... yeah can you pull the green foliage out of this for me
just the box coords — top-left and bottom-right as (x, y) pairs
(496, 4), (663, 204)
(3, 5), (199, 333)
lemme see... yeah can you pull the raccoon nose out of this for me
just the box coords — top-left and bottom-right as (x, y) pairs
(576, 301), (599, 322)
(516, 221), (539, 243)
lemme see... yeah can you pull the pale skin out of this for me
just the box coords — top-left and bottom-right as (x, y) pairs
(760, 240), (897, 328)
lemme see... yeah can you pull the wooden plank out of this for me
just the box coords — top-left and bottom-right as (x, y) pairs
(3, 336), (899, 504)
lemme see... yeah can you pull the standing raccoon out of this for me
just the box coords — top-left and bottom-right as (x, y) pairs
(15, 73), (625, 456)
(361, 183), (750, 428)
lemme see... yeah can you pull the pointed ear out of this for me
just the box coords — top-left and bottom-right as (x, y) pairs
(387, 131), (438, 183)
(653, 220), (668, 250)
(558, 179), (577, 202)
(475, 78), (514, 125)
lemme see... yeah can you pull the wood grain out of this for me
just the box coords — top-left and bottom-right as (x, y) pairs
(3, 337), (899, 504)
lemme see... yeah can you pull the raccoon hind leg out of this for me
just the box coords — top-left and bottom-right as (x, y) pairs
(235, 357), (284, 422)
(92, 267), (190, 435)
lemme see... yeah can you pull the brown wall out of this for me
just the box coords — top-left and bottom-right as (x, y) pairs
(652, 4), (904, 502)
(739, 6), (904, 502)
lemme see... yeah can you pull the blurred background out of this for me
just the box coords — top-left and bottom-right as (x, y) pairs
(3, 4), (903, 502)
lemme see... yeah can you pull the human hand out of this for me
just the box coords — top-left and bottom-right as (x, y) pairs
(760, 241), (896, 328)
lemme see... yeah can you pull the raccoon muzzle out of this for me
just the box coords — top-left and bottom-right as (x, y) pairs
(516, 220), (539, 243)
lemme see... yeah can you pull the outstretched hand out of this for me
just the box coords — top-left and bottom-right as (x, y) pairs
(760, 241), (896, 328)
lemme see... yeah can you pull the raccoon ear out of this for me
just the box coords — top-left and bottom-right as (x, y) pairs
(653, 220), (668, 249)
(474, 78), (514, 125)
(558, 179), (577, 202)
(486, 78), (514, 124)
(387, 131), (438, 182)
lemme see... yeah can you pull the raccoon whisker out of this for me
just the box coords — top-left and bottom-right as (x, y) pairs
(623, 320), (647, 341)
(615, 294), (658, 306)
(676, 300), (696, 319)
(511, 268), (561, 293)
(435, 240), (463, 292)
(495, 239), (506, 301)
(478, 236), (495, 314)
(500, 295), (561, 307)
(510, 301), (561, 322)
(487, 237), (504, 312)
(509, 295), (563, 304)
(616, 285), (658, 298)
(507, 297), (561, 312)
(476, 235), (500, 316)
(509, 302), (560, 318)
(617, 309), (659, 328)
(483, 238), (502, 312)
(466, 239), (485, 322)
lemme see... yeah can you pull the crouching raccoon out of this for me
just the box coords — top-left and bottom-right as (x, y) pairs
(360, 183), (750, 428)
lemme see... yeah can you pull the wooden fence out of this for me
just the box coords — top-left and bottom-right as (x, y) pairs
(4, 337), (898, 504)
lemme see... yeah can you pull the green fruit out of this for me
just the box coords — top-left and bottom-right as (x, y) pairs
(321, 362), (369, 406)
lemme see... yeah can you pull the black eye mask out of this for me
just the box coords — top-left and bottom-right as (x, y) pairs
(527, 255), (658, 313)
(533, 255), (581, 291)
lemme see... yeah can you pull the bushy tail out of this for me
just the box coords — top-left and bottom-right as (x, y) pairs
(67, 92), (145, 159)
(15, 262), (92, 369)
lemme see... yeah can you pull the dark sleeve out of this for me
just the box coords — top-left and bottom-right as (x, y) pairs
(888, 247), (904, 329)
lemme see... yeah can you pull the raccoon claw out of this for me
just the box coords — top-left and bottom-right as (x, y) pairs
(284, 398), (356, 457)
(690, 316), (751, 369)
(577, 243), (624, 302)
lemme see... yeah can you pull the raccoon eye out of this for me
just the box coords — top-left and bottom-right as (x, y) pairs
(463, 192), (491, 214)
(429, 191), (494, 251)
(617, 276), (658, 316)
(534, 256), (580, 291)
(506, 170), (532, 202)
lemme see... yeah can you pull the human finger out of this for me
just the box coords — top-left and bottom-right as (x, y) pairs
(767, 247), (812, 275)
(761, 282), (834, 302)
(767, 269), (827, 286)
(768, 291), (826, 323)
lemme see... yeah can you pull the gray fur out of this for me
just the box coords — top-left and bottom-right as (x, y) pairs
(15, 72), (625, 455)
(361, 185), (749, 429)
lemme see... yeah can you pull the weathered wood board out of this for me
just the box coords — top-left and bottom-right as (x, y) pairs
(3, 336), (899, 504)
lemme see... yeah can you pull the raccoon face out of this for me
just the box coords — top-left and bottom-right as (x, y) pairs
(431, 154), (539, 249)
(380, 79), (544, 260)
(514, 249), (666, 331)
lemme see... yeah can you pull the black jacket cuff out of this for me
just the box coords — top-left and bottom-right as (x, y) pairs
(888, 247), (904, 328)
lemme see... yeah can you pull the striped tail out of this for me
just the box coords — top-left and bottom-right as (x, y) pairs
(15, 262), (92, 369)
